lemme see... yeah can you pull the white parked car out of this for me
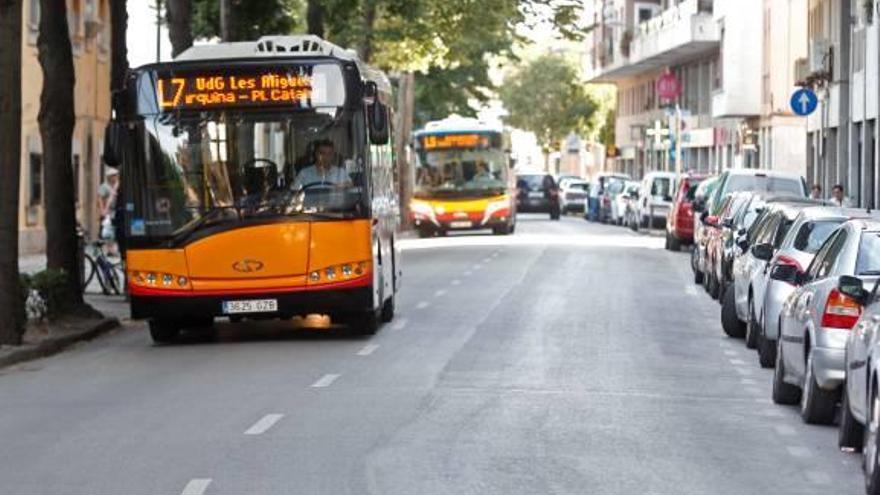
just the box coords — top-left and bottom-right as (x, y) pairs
(611, 181), (640, 225)
(637, 171), (677, 229)
(559, 180), (589, 213)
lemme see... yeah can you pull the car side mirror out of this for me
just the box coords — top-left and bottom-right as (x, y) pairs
(839, 275), (869, 304)
(367, 100), (390, 145)
(103, 121), (125, 168)
(770, 264), (800, 284)
(751, 242), (773, 261)
(736, 234), (749, 251)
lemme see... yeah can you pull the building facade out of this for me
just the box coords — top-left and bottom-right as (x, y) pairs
(19, 0), (112, 255)
(584, 0), (809, 180)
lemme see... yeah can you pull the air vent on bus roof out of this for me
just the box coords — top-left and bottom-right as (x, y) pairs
(255, 35), (357, 60)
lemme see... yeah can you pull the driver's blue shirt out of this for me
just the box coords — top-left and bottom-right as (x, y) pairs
(292, 165), (350, 190)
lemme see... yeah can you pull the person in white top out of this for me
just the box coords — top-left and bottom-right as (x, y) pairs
(830, 184), (853, 207)
(293, 140), (351, 190)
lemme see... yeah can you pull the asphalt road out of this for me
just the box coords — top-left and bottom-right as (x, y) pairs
(0, 214), (865, 495)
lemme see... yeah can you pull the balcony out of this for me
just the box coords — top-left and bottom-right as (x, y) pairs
(586, 0), (719, 82)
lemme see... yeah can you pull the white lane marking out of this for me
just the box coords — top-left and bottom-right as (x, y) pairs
(463, 271), (472, 276)
(724, 349), (738, 356)
(181, 479), (212, 495)
(734, 367), (753, 375)
(311, 374), (340, 388)
(685, 285), (698, 296)
(356, 344), (380, 356)
(472, 264), (481, 270)
(753, 398), (773, 405)
(434, 289), (447, 297)
(391, 318), (408, 330)
(482, 257), (492, 263)
(450, 280), (461, 286)
(786, 446), (812, 458)
(762, 409), (785, 418)
(244, 413), (284, 435)
(729, 358), (747, 366)
(805, 472), (831, 485)
(739, 378), (758, 386)
(416, 301), (429, 309)
(774, 425), (797, 437)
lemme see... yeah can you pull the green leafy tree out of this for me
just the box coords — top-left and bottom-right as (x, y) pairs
(190, 0), (303, 42)
(499, 53), (597, 158)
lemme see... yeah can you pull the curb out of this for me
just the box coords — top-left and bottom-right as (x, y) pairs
(0, 318), (120, 369)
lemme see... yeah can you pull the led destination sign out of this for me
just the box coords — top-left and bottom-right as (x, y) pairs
(154, 64), (345, 111)
(420, 133), (493, 151)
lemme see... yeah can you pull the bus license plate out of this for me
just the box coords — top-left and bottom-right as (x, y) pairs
(449, 221), (472, 229)
(222, 299), (278, 314)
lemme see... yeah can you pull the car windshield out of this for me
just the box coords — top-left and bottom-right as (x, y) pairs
(793, 220), (843, 253)
(124, 109), (368, 241)
(856, 233), (880, 275)
(517, 174), (553, 191)
(725, 174), (804, 196)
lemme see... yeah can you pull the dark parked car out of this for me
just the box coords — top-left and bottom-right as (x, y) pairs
(516, 173), (561, 220)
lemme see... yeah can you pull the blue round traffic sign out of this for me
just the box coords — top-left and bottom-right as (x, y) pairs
(790, 88), (818, 116)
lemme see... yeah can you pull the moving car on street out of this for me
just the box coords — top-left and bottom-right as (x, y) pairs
(665, 173), (707, 250)
(106, 35), (401, 343)
(516, 173), (561, 220)
(411, 117), (515, 237)
(773, 219), (880, 424)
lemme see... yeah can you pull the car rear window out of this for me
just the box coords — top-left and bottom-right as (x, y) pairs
(856, 233), (880, 275)
(793, 220), (844, 253)
(568, 182), (588, 191)
(725, 174), (804, 196)
(651, 178), (673, 198)
(517, 175), (548, 190)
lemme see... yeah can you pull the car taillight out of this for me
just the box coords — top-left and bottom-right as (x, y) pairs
(821, 288), (863, 329)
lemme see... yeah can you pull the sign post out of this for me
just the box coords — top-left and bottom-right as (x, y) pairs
(657, 72), (682, 175)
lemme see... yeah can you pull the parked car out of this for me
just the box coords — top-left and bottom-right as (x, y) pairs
(839, 283), (880, 492)
(692, 176), (721, 284)
(774, 219), (880, 425)
(587, 172), (631, 222)
(559, 180), (589, 214)
(707, 169), (807, 217)
(637, 171), (677, 229)
(516, 173), (561, 220)
(702, 192), (754, 299)
(753, 206), (858, 367)
(556, 174), (582, 189)
(611, 181), (640, 225)
(665, 173), (708, 250)
(712, 192), (768, 299)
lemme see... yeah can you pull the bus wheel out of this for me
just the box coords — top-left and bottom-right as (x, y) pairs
(492, 226), (508, 236)
(380, 296), (395, 323)
(149, 319), (180, 344)
(417, 227), (432, 239)
(344, 311), (379, 335)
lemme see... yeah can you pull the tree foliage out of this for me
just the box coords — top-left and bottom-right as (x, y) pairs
(191, 0), (303, 41)
(499, 53), (597, 153)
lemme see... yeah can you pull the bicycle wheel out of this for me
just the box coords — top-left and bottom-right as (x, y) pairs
(81, 254), (96, 292)
(99, 257), (122, 296)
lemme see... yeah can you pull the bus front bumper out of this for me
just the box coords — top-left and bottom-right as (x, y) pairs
(130, 286), (374, 321)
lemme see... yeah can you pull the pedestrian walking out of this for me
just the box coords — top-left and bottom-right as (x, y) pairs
(829, 184), (853, 207)
(97, 168), (120, 254)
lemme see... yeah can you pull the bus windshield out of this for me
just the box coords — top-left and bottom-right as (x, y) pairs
(124, 108), (369, 243)
(414, 136), (508, 198)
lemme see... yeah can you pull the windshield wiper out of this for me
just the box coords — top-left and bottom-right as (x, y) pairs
(172, 206), (241, 243)
(859, 270), (880, 276)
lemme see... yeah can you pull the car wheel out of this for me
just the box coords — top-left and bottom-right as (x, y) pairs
(800, 350), (838, 425)
(839, 385), (865, 451)
(721, 284), (746, 338)
(380, 295), (395, 323)
(745, 300), (759, 349)
(149, 319), (181, 344)
(710, 274), (721, 300)
(664, 233), (671, 250)
(757, 311), (776, 368)
(692, 250), (704, 284)
(772, 338), (802, 405)
(865, 389), (880, 494)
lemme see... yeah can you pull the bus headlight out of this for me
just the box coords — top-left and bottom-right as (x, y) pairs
(410, 200), (438, 225)
(482, 199), (511, 224)
(308, 261), (371, 285)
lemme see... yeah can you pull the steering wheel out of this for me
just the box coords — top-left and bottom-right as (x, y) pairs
(299, 181), (336, 191)
(241, 157), (280, 172)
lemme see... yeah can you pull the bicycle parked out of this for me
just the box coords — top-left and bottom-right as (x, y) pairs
(81, 238), (125, 296)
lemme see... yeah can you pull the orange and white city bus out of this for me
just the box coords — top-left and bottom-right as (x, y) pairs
(410, 117), (516, 237)
(103, 36), (400, 343)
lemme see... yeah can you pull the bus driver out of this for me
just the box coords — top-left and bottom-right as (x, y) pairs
(293, 139), (351, 190)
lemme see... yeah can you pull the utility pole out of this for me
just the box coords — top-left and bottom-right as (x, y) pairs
(395, 72), (415, 230)
(220, 0), (231, 41)
(155, 0), (162, 62)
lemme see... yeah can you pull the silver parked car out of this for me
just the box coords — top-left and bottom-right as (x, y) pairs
(839, 278), (880, 493)
(753, 207), (861, 367)
(773, 219), (880, 424)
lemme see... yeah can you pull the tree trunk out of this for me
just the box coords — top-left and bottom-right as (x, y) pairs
(0, 0), (24, 344)
(219, 0), (231, 41)
(359, 0), (376, 62)
(166, 0), (193, 58)
(38, 0), (84, 308)
(306, 0), (325, 38)
(110, 0), (128, 91)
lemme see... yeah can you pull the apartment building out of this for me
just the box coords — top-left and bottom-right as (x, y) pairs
(803, 0), (879, 207)
(19, 0), (112, 254)
(584, 0), (809, 179)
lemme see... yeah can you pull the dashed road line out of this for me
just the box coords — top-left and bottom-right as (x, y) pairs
(734, 367), (753, 376)
(181, 479), (212, 495)
(762, 409), (785, 418)
(463, 271), (472, 276)
(482, 257), (492, 263)
(739, 378), (758, 386)
(774, 424), (797, 437)
(451, 280), (461, 286)
(391, 318), (408, 330)
(416, 301), (430, 309)
(244, 413), (284, 435)
(311, 374), (340, 388)
(684, 285), (698, 296)
(729, 358), (747, 366)
(434, 289), (447, 297)
(786, 446), (812, 458)
(723, 349), (738, 356)
(356, 344), (380, 356)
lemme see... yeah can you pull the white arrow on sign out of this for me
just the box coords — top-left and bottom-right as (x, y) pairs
(798, 92), (811, 114)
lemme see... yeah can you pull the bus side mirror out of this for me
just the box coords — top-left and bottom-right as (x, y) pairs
(368, 101), (390, 145)
(103, 121), (125, 168)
